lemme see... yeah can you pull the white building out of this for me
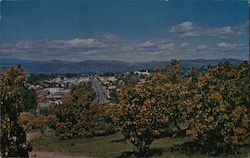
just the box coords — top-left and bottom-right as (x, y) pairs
(98, 76), (117, 83)
(48, 88), (61, 93)
(134, 70), (150, 76)
(78, 77), (90, 83)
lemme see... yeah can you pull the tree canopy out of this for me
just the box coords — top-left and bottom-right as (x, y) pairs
(0, 65), (32, 157)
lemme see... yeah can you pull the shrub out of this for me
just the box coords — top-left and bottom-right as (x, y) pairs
(114, 60), (189, 155)
(19, 113), (56, 134)
(185, 61), (250, 153)
(0, 65), (32, 157)
(114, 60), (249, 155)
(53, 83), (115, 139)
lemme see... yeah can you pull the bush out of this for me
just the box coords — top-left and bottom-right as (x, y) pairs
(53, 83), (115, 139)
(19, 113), (56, 133)
(0, 65), (32, 157)
(114, 60), (249, 155)
(185, 61), (249, 153)
(114, 60), (189, 155)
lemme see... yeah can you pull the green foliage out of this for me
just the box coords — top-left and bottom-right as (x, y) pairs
(185, 61), (250, 153)
(115, 84), (159, 154)
(114, 60), (187, 155)
(114, 60), (250, 155)
(20, 88), (38, 113)
(53, 83), (115, 139)
(30, 132), (250, 158)
(19, 113), (56, 133)
(0, 65), (32, 157)
(109, 89), (119, 103)
(122, 75), (138, 86)
(27, 74), (54, 85)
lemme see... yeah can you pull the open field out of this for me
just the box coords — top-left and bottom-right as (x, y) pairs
(30, 132), (250, 158)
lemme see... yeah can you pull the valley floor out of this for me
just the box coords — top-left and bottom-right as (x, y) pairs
(29, 131), (250, 158)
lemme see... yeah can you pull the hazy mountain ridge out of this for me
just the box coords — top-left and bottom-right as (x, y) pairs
(0, 58), (244, 74)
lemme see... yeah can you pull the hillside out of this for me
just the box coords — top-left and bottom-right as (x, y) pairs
(0, 58), (244, 74)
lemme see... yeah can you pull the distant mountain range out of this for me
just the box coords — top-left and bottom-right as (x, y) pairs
(0, 58), (245, 74)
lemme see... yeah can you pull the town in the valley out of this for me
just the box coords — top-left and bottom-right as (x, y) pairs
(28, 70), (150, 112)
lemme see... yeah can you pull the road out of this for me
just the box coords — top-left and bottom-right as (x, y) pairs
(92, 77), (109, 103)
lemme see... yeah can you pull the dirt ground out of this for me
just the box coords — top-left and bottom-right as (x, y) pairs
(27, 131), (43, 141)
(29, 151), (86, 158)
(27, 131), (89, 158)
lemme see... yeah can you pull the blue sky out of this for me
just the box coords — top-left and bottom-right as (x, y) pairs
(0, 0), (249, 62)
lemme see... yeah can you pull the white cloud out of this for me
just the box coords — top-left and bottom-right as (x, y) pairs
(180, 32), (198, 38)
(101, 34), (120, 41)
(221, 26), (234, 35)
(180, 42), (189, 48)
(66, 38), (104, 47)
(246, 20), (249, 26)
(217, 42), (245, 51)
(138, 39), (175, 51)
(204, 26), (234, 37)
(169, 21), (247, 39)
(159, 43), (175, 50)
(169, 21), (194, 32)
(217, 42), (228, 48)
(1, 35), (248, 62)
(196, 44), (207, 50)
(140, 40), (156, 48)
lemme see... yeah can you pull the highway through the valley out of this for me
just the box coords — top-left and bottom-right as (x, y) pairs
(92, 77), (109, 103)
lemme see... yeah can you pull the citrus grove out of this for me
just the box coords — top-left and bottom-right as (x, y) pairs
(0, 65), (33, 157)
(113, 60), (249, 155)
(1, 60), (249, 157)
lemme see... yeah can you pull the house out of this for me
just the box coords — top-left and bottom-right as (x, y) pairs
(134, 70), (150, 76)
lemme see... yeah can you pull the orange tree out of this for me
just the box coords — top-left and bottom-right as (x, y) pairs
(19, 113), (56, 134)
(0, 65), (32, 157)
(185, 61), (249, 153)
(53, 83), (115, 139)
(114, 60), (189, 155)
(79, 102), (115, 137)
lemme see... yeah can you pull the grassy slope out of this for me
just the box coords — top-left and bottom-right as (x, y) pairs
(31, 132), (250, 158)
(31, 132), (135, 157)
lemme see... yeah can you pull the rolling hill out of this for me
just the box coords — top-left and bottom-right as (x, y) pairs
(0, 58), (244, 74)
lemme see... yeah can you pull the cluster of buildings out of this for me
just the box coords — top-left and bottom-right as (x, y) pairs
(28, 76), (91, 108)
(134, 70), (150, 76)
(28, 70), (151, 109)
(97, 70), (151, 98)
(97, 76), (122, 98)
(36, 88), (70, 107)
(42, 76), (90, 88)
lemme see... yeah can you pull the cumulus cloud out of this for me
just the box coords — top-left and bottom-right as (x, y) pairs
(101, 34), (120, 43)
(0, 35), (120, 61)
(65, 38), (104, 48)
(169, 21), (194, 32)
(0, 34), (248, 61)
(221, 26), (234, 34)
(169, 21), (247, 39)
(218, 42), (229, 48)
(196, 44), (207, 50)
(180, 42), (189, 48)
(180, 32), (198, 38)
(204, 26), (235, 37)
(137, 39), (175, 52)
(140, 40), (156, 48)
(217, 42), (245, 51)
(159, 43), (175, 50)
